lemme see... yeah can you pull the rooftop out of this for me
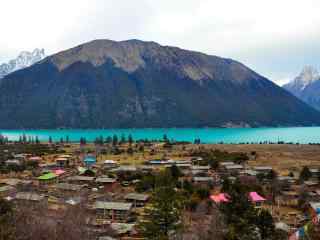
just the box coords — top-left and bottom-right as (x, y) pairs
(94, 201), (132, 211)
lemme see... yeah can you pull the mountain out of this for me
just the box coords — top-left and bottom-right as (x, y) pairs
(283, 66), (320, 111)
(0, 49), (46, 79)
(0, 39), (320, 129)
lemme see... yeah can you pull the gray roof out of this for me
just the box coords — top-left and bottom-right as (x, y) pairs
(125, 193), (149, 201)
(253, 166), (273, 171)
(191, 166), (210, 170)
(193, 177), (214, 182)
(67, 176), (95, 182)
(15, 192), (44, 201)
(95, 178), (117, 184)
(94, 201), (132, 211)
(225, 164), (244, 170)
(55, 183), (84, 191)
(111, 166), (137, 172)
(220, 162), (235, 166)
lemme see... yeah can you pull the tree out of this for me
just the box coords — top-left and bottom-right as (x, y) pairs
(256, 209), (275, 239)
(112, 134), (118, 146)
(300, 166), (312, 182)
(139, 171), (184, 240)
(220, 180), (275, 240)
(120, 134), (126, 144)
(163, 134), (169, 143)
(128, 134), (133, 145)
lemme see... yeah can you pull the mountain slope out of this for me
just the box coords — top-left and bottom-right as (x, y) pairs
(0, 49), (46, 79)
(0, 39), (319, 129)
(283, 66), (320, 111)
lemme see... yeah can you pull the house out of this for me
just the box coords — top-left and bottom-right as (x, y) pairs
(225, 164), (244, 174)
(67, 176), (95, 185)
(15, 192), (45, 204)
(78, 167), (96, 176)
(38, 172), (57, 185)
(6, 159), (22, 166)
(210, 193), (229, 204)
(110, 166), (137, 173)
(54, 183), (84, 198)
(56, 157), (70, 168)
(192, 177), (214, 186)
(84, 155), (97, 167)
(249, 192), (266, 207)
(253, 166), (273, 175)
(124, 193), (149, 207)
(93, 201), (133, 221)
(95, 177), (117, 189)
(310, 168), (320, 180)
(28, 156), (42, 162)
(103, 160), (118, 169)
(54, 183), (84, 191)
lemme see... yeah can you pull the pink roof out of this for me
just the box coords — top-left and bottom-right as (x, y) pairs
(54, 169), (66, 176)
(210, 193), (229, 203)
(29, 157), (42, 161)
(249, 192), (266, 202)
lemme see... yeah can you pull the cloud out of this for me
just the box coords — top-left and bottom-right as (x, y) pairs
(1, 0), (320, 84)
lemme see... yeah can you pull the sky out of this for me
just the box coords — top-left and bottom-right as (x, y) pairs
(1, 0), (320, 85)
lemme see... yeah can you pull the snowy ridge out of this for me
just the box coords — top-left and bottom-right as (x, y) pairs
(0, 49), (46, 79)
(287, 66), (320, 90)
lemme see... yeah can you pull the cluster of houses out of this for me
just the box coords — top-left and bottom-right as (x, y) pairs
(1, 150), (320, 239)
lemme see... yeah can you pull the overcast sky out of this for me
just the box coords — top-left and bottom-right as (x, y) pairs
(1, 0), (320, 85)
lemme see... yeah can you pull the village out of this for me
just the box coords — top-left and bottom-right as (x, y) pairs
(0, 135), (320, 240)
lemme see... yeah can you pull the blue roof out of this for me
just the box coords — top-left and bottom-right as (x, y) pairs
(84, 156), (96, 163)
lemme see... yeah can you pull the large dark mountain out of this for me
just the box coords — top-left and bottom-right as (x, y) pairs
(0, 39), (320, 129)
(283, 66), (320, 111)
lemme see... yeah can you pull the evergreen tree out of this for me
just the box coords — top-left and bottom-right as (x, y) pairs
(256, 209), (275, 239)
(112, 134), (118, 146)
(139, 172), (184, 240)
(163, 134), (169, 143)
(300, 166), (312, 182)
(128, 134), (133, 145)
(120, 134), (126, 144)
(105, 136), (112, 144)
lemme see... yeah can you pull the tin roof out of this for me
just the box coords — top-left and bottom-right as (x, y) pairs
(94, 201), (132, 211)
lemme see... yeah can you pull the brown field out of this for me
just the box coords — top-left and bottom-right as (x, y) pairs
(55, 143), (320, 174)
(201, 144), (320, 173)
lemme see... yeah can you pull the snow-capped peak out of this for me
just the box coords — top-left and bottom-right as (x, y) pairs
(0, 49), (46, 79)
(293, 66), (320, 89)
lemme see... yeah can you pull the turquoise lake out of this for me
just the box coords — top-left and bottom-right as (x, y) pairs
(1, 127), (320, 144)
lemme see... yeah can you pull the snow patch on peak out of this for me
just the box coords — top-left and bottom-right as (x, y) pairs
(0, 49), (46, 79)
(294, 66), (320, 89)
